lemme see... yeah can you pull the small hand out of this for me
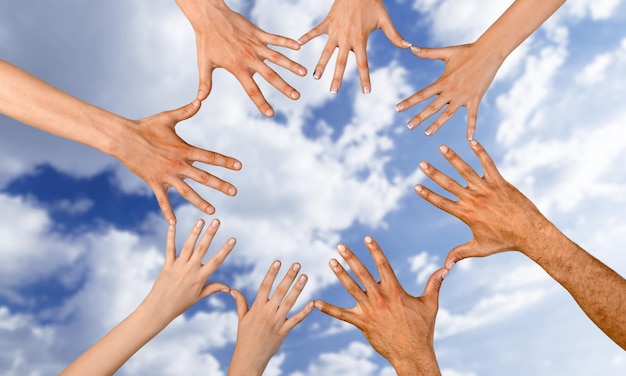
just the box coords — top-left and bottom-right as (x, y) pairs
(229, 261), (314, 376)
(142, 218), (236, 324)
(414, 140), (548, 268)
(298, 0), (410, 94)
(315, 237), (445, 375)
(112, 100), (242, 224)
(396, 44), (504, 140)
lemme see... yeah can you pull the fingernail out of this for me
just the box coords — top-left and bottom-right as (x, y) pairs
(441, 269), (449, 280)
(168, 224), (175, 232)
(395, 103), (405, 111)
(307, 301), (315, 309)
(292, 263), (301, 272)
(273, 260), (281, 269)
(298, 67), (307, 76)
(414, 184), (423, 193)
(330, 85), (338, 94)
(407, 120), (418, 130)
(228, 187), (237, 196)
(168, 218), (176, 226)
(424, 128), (433, 136)
(470, 139), (478, 146)
(196, 219), (204, 228)
(233, 161), (242, 170)
(298, 275), (308, 284)
(411, 45), (421, 53)
(210, 219), (219, 228)
(439, 145), (449, 153)
(337, 244), (346, 253)
(313, 70), (321, 80)
(228, 238), (236, 245)
(419, 161), (429, 170)
(206, 206), (215, 215)
(364, 236), (373, 244)
(446, 260), (456, 270)
(290, 90), (300, 99)
(363, 86), (370, 95)
(265, 109), (274, 117)
(329, 259), (339, 267)
(401, 40), (412, 47)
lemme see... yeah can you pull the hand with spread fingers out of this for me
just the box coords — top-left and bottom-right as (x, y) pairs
(229, 261), (314, 376)
(415, 140), (626, 349)
(61, 219), (236, 375)
(396, 0), (565, 139)
(315, 237), (446, 375)
(174, 0), (306, 118)
(298, 0), (410, 95)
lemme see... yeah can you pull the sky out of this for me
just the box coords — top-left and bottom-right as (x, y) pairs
(1, 0), (625, 375)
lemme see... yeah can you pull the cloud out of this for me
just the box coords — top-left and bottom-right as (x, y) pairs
(292, 341), (386, 376)
(565, 0), (623, 20)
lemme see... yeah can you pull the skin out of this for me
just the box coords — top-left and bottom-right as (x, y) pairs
(415, 140), (626, 350)
(315, 237), (446, 375)
(298, 0), (410, 94)
(0, 59), (242, 224)
(396, 0), (566, 139)
(229, 261), (314, 376)
(174, 0), (307, 117)
(61, 218), (236, 375)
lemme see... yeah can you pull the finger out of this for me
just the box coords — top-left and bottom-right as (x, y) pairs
(406, 95), (448, 131)
(380, 17), (410, 49)
(414, 183), (458, 215)
(353, 45), (371, 94)
(278, 273), (308, 317)
(297, 23), (326, 46)
(164, 222), (176, 264)
(230, 289), (250, 321)
(200, 282), (231, 299)
(202, 237), (236, 277)
(395, 82), (441, 115)
(410, 46), (450, 61)
(261, 32), (301, 51)
(444, 241), (476, 270)
(197, 69), (215, 101)
(466, 102), (479, 141)
(418, 159), (465, 198)
(189, 148), (242, 171)
(421, 267), (448, 306)
(167, 99), (202, 123)
(336, 244), (377, 288)
(255, 63), (300, 101)
(262, 47), (307, 77)
(469, 139), (502, 181)
(179, 219), (205, 261)
(313, 40), (336, 80)
(254, 260), (281, 305)
(330, 48), (349, 94)
(169, 179), (215, 215)
(270, 263), (301, 307)
(424, 102), (461, 137)
(363, 236), (401, 286)
(438, 144), (482, 185)
(314, 299), (356, 324)
(154, 186), (176, 225)
(184, 165), (238, 197)
(234, 73), (274, 118)
(191, 218), (220, 262)
(283, 301), (314, 332)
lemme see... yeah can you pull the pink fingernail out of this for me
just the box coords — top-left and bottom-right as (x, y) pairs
(329, 259), (339, 267)
(292, 263), (301, 272)
(364, 236), (373, 244)
(228, 238), (236, 245)
(439, 145), (449, 153)
(273, 260), (281, 269)
(210, 219), (219, 228)
(441, 269), (449, 280)
(228, 187), (237, 196)
(337, 244), (346, 253)
(233, 161), (242, 170)
(419, 161), (428, 170)
(196, 219), (204, 228)
(298, 275), (308, 284)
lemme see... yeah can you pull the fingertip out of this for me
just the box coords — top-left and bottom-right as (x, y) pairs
(228, 237), (236, 246)
(228, 186), (237, 196)
(168, 217), (176, 226)
(410, 45), (421, 54)
(441, 269), (449, 280)
(264, 108), (274, 118)
(401, 40), (412, 48)
(233, 161), (242, 170)
(195, 218), (205, 229)
(364, 236), (373, 244)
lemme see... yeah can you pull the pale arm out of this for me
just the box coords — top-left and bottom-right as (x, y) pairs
(0, 60), (242, 223)
(60, 219), (236, 375)
(415, 140), (626, 349)
(396, 0), (566, 139)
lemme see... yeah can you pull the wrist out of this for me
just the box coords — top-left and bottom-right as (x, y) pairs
(390, 349), (440, 376)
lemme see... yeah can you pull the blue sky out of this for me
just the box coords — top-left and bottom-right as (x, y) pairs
(1, 0), (625, 375)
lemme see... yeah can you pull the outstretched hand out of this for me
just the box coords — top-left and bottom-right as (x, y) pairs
(415, 140), (548, 268)
(315, 237), (444, 375)
(396, 44), (503, 140)
(175, 0), (306, 117)
(298, 0), (410, 94)
(229, 261), (314, 376)
(110, 100), (241, 224)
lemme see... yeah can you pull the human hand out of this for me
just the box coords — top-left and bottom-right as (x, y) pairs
(110, 100), (241, 224)
(228, 261), (314, 376)
(298, 0), (410, 94)
(414, 140), (550, 268)
(175, 0), (306, 117)
(396, 44), (504, 140)
(141, 218), (236, 324)
(315, 237), (445, 375)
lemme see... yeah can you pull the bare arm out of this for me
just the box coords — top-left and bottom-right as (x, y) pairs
(415, 140), (626, 349)
(61, 219), (236, 375)
(0, 60), (242, 223)
(397, 0), (566, 139)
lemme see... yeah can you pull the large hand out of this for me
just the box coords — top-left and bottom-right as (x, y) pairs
(298, 0), (410, 94)
(110, 100), (241, 224)
(396, 44), (503, 140)
(175, 0), (306, 117)
(141, 218), (236, 323)
(229, 261), (314, 376)
(414, 140), (549, 268)
(315, 237), (445, 375)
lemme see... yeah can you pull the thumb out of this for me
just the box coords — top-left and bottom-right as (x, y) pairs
(421, 267), (448, 304)
(410, 46), (450, 61)
(197, 71), (214, 101)
(230, 289), (249, 321)
(379, 17), (410, 49)
(200, 282), (230, 300)
(169, 99), (202, 124)
(444, 241), (475, 270)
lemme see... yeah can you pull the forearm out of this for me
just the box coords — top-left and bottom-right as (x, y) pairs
(60, 304), (171, 375)
(227, 346), (266, 376)
(0, 59), (130, 156)
(474, 0), (566, 60)
(174, 0), (229, 32)
(522, 222), (626, 349)
(389, 347), (441, 376)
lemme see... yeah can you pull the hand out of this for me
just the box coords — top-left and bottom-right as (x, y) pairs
(141, 218), (236, 323)
(110, 100), (242, 224)
(175, 0), (306, 117)
(396, 44), (504, 140)
(298, 0), (410, 94)
(315, 237), (445, 375)
(414, 140), (549, 268)
(229, 261), (314, 376)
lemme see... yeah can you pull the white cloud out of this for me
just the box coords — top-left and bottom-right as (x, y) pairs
(576, 53), (614, 86)
(293, 341), (384, 376)
(566, 0), (623, 20)
(408, 251), (439, 283)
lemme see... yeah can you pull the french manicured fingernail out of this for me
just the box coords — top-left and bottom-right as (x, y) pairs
(337, 244), (346, 253)
(196, 219), (204, 228)
(407, 120), (418, 129)
(330, 85), (338, 94)
(273, 260), (281, 269)
(313, 70), (321, 79)
(292, 263), (301, 272)
(441, 269), (449, 280)
(364, 236), (373, 244)
(363, 86), (370, 94)
(329, 259), (339, 267)
(439, 145), (449, 153)
(470, 139), (478, 146)
(298, 275), (308, 284)
(419, 161), (429, 170)
(401, 40), (412, 47)
(425, 128), (433, 136)
(411, 45), (421, 52)
(395, 103), (405, 111)
(228, 187), (237, 196)
(210, 219), (219, 228)
(228, 237), (236, 245)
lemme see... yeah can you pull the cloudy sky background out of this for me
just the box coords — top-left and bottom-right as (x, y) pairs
(1, 0), (625, 375)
